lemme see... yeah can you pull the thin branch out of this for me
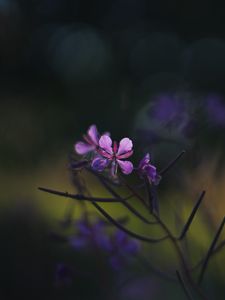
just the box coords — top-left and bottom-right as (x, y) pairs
(38, 187), (131, 203)
(91, 201), (168, 244)
(153, 213), (208, 300)
(159, 150), (186, 176)
(211, 239), (225, 257)
(198, 217), (225, 284)
(119, 175), (149, 209)
(144, 176), (159, 214)
(191, 239), (225, 272)
(103, 215), (130, 226)
(138, 255), (177, 282)
(178, 191), (205, 240)
(70, 160), (89, 170)
(89, 169), (158, 225)
(176, 270), (194, 300)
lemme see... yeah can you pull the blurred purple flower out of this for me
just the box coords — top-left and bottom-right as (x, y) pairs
(206, 95), (225, 126)
(150, 95), (186, 124)
(109, 230), (140, 270)
(138, 153), (161, 185)
(69, 219), (111, 251)
(92, 135), (134, 176)
(113, 230), (140, 255)
(74, 124), (100, 155)
(69, 218), (140, 271)
(54, 263), (73, 287)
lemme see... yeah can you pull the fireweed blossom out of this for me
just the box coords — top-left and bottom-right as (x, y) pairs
(74, 124), (109, 156)
(69, 218), (140, 271)
(206, 96), (225, 127)
(92, 135), (134, 176)
(138, 153), (161, 185)
(109, 230), (140, 270)
(69, 218), (111, 251)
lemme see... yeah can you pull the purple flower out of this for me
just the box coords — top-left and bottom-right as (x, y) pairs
(206, 95), (225, 126)
(75, 124), (99, 155)
(151, 95), (186, 124)
(109, 230), (140, 270)
(74, 124), (110, 155)
(69, 219), (111, 251)
(138, 153), (161, 185)
(92, 135), (134, 176)
(113, 230), (140, 255)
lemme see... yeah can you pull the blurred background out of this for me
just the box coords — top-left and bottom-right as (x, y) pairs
(1, 0), (225, 299)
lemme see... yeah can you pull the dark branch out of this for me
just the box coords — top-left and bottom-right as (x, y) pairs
(91, 201), (168, 244)
(176, 270), (194, 300)
(38, 187), (131, 203)
(89, 170), (158, 225)
(119, 175), (149, 209)
(178, 191), (205, 240)
(138, 255), (176, 282)
(198, 217), (225, 284)
(144, 176), (159, 214)
(191, 239), (225, 272)
(159, 150), (186, 176)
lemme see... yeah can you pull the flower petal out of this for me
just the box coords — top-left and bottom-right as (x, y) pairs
(77, 220), (91, 236)
(99, 135), (113, 154)
(117, 138), (133, 156)
(138, 153), (150, 169)
(123, 240), (140, 255)
(145, 164), (158, 182)
(95, 235), (112, 251)
(87, 124), (99, 145)
(75, 142), (95, 155)
(117, 159), (133, 175)
(117, 150), (133, 159)
(103, 131), (110, 136)
(91, 157), (109, 172)
(69, 236), (88, 249)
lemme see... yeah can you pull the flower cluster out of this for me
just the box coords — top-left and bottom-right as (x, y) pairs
(69, 218), (111, 251)
(69, 217), (140, 270)
(74, 124), (159, 183)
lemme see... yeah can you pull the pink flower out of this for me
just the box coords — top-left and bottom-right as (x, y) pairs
(92, 135), (134, 176)
(75, 125), (106, 155)
(138, 153), (161, 185)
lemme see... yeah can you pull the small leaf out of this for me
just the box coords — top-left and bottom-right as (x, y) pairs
(198, 216), (225, 284)
(144, 176), (159, 214)
(178, 191), (205, 240)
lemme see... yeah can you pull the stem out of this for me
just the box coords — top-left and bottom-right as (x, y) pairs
(138, 255), (177, 282)
(159, 150), (186, 176)
(89, 169), (158, 225)
(91, 201), (168, 244)
(153, 213), (208, 300)
(191, 239), (225, 272)
(38, 187), (131, 203)
(176, 270), (194, 300)
(121, 176), (207, 299)
(119, 175), (150, 210)
(198, 217), (225, 284)
(178, 191), (205, 240)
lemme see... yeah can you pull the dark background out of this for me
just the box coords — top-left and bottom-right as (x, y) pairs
(1, 1), (225, 299)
